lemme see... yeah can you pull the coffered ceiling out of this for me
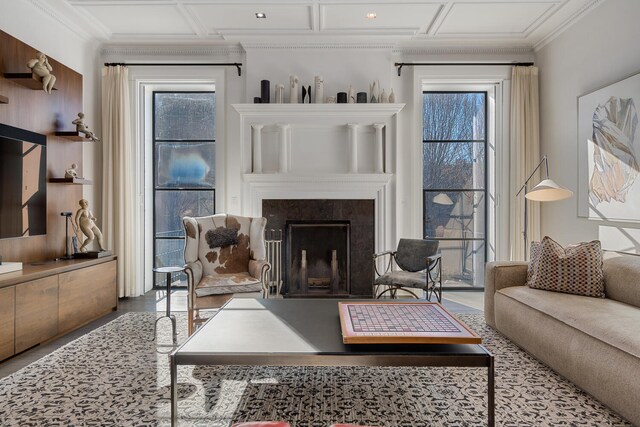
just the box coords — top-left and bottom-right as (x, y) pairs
(32, 0), (604, 49)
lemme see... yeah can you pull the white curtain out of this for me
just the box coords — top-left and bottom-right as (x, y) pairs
(102, 66), (143, 297)
(509, 66), (541, 261)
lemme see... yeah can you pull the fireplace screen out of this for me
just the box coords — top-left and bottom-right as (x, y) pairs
(286, 221), (350, 296)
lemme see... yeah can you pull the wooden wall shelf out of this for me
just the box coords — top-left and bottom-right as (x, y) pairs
(49, 177), (93, 185)
(0, 95), (8, 104)
(54, 131), (86, 141)
(4, 73), (58, 91)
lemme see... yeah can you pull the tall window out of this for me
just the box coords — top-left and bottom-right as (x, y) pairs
(153, 91), (216, 288)
(423, 92), (486, 289)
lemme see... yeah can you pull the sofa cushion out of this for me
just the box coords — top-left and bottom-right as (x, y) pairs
(527, 237), (604, 298)
(603, 252), (640, 308)
(195, 273), (262, 297)
(498, 286), (640, 359)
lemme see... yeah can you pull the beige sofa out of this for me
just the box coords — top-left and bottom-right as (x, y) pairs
(485, 253), (640, 425)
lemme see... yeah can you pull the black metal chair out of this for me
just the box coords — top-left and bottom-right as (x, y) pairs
(373, 238), (442, 302)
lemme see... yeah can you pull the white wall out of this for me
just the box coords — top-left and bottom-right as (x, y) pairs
(0, 0), (101, 217)
(537, 0), (640, 251)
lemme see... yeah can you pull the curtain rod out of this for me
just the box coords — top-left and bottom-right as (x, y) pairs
(103, 62), (243, 76)
(394, 62), (534, 76)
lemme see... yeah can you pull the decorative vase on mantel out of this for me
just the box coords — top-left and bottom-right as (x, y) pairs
(370, 80), (380, 103)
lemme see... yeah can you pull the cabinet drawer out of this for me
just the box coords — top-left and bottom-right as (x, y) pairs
(15, 276), (59, 353)
(58, 260), (117, 333)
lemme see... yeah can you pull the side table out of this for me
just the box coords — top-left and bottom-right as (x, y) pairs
(152, 266), (184, 344)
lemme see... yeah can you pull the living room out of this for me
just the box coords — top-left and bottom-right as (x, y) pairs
(0, 0), (639, 425)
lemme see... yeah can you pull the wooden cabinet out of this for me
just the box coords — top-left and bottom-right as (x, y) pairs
(0, 257), (116, 361)
(15, 276), (59, 353)
(0, 286), (15, 360)
(59, 260), (117, 333)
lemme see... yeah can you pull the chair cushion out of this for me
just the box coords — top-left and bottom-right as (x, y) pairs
(527, 236), (605, 298)
(374, 271), (427, 289)
(195, 273), (262, 297)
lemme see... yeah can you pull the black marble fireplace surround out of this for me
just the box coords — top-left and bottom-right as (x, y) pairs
(262, 199), (375, 297)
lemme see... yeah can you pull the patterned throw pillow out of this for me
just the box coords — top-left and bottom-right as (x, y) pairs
(527, 236), (605, 298)
(527, 241), (542, 283)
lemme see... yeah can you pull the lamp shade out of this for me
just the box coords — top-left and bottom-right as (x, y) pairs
(433, 193), (454, 205)
(525, 179), (573, 202)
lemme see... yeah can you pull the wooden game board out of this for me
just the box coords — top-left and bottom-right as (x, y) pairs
(338, 301), (482, 344)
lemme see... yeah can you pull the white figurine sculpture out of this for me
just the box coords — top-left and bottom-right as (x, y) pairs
(370, 80), (380, 103)
(348, 85), (356, 103)
(27, 52), (56, 93)
(65, 163), (79, 179)
(72, 113), (101, 142)
(314, 76), (324, 104)
(74, 199), (105, 253)
(289, 75), (299, 104)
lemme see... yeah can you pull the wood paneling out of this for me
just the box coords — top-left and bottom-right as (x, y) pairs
(58, 260), (117, 333)
(0, 286), (15, 360)
(0, 30), (84, 263)
(15, 275), (59, 353)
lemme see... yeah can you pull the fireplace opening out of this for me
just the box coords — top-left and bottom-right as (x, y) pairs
(286, 221), (350, 296)
(262, 199), (374, 297)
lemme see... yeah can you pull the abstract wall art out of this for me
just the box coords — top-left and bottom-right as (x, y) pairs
(578, 71), (640, 222)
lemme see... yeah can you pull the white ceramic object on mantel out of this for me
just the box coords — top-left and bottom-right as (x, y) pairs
(314, 76), (324, 104)
(289, 75), (299, 104)
(388, 89), (396, 103)
(370, 80), (380, 103)
(380, 89), (388, 103)
(275, 84), (285, 103)
(348, 85), (356, 103)
(0, 262), (23, 275)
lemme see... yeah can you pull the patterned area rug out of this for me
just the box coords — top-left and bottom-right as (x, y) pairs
(0, 312), (632, 427)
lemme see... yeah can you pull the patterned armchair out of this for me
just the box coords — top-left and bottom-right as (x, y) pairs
(183, 214), (271, 335)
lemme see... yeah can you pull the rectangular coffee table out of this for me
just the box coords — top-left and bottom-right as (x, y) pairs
(170, 298), (494, 426)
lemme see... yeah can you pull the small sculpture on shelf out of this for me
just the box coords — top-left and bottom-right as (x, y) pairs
(389, 89), (396, 103)
(289, 75), (299, 103)
(370, 80), (380, 103)
(348, 85), (356, 103)
(74, 199), (105, 253)
(64, 163), (80, 179)
(72, 112), (100, 142)
(314, 76), (324, 104)
(26, 52), (56, 93)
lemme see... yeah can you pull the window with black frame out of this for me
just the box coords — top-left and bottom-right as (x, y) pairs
(423, 91), (486, 289)
(153, 91), (216, 288)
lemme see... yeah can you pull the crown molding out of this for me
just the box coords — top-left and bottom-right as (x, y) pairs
(393, 45), (534, 56)
(533, 0), (605, 51)
(241, 42), (397, 51)
(29, 0), (94, 42)
(101, 44), (245, 58)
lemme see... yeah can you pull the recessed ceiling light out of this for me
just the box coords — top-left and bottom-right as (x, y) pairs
(366, 12), (377, 19)
(255, 12), (267, 18)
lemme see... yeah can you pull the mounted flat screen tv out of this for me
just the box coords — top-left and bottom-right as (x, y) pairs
(0, 123), (47, 239)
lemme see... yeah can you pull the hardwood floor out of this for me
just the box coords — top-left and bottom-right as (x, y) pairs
(0, 289), (483, 379)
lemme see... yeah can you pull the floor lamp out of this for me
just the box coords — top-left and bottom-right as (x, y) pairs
(515, 155), (572, 259)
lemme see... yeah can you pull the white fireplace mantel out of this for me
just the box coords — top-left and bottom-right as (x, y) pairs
(231, 103), (405, 254)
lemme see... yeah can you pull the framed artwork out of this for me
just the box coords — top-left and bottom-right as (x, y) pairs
(578, 71), (640, 222)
